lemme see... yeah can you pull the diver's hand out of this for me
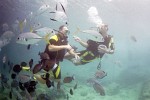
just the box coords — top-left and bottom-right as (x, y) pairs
(74, 53), (80, 60)
(73, 36), (81, 42)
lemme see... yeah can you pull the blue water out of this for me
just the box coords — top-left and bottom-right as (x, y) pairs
(0, 0), (150, 100)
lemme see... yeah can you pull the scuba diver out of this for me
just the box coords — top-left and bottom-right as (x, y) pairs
(65, 24), (115, 68)
(33, 25), (79, 91)
(10, 62), (37, 99)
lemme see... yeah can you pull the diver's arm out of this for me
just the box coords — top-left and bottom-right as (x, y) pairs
(67, 48), (80, 59)
(48, 44), (72, 51)
(73, 36), (88, 48)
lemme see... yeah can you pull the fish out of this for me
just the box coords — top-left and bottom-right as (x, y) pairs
(66, 94), (69, 100)
(27, 44), (31, 50)
(73, 83), (77, 90)
(131, 35), (137, 42)
(93, 82), (105, 96)
(9, 62), (13, 73)
(86, 78), (105, 96)
(13, 64), (22, 74)
(32, 63), (43, 74)
(49, 3), (68, 23)
(34, 27), (55, 37)
(70, 89), (73, 95)
(16, 32), (42, 45)
(29, 59), (33, 69)
(94, 70), (107, 79)
(2, 23), (9, 31)
(2, 55), (7, 64)
(63, 75), (75, 83)
(9, 91), (12, 99)
(0, 39), (10, 51)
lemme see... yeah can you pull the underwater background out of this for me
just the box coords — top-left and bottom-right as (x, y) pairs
(0, 0), (150, 100)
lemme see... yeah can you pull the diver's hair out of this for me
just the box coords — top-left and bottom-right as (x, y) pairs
(59, 25), (66, 31)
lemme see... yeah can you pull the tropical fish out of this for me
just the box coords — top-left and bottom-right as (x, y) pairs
(73, 83), (77, 90)
(29, 59), (33, 69)
(19, 19), (27, 33)
(94, 70), (107, 79)
(131, 35), (137, 42)
(13, 64), (22, 74)
(34, 27), (55, 37)
(63, 75), (75, 83)
(0, 39), (10, 51)
(16, 32), (42, 45)
(66, 94), (69, 100)
(2, 23), (9, 31)
(32, 63), (43, 74)
(86, 78), (105, 96)
(0, 31), (15, 40)
(2, 55), (7, 64)
(93, 82), (105, 96)
(27, 44), (31, 50)
(9, 91), (12, 99)
(49, 3), (68, 23)
(69, 89), (73, 95)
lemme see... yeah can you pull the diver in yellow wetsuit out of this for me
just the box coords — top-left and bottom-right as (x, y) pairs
(65, 24), (115, 67)
(33, 25), (79, 90)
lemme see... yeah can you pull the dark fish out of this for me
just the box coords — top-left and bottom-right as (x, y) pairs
(60, 3), (66, 14)
(46, 80), (54, 88)
(95, 70), (107, 79)
(131, 35), (137, 42)
(9, 91), (12, 99)
(49, 11), (56, 13)
(32, 63), (43, 74)
(69, 89), (73, 95)
(27, 44), (31, 50)
(56, 3), (57, 11)
(93, 83), (105, 96)
(9, 62), (13, 73)
(63, 75), (75, 83)
(13, 64), (22, 74)
(29, 59), (33, 69)
(74, 83), (77, 90)
(50, 18), (57, 21)
(11, 73), (17, 79)
(20, 62), (27, 66)
(66, 94), (69, 100)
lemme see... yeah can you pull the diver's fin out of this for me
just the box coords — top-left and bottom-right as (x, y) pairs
(60, 3), (66, 14)
(56, 3), (58, 11)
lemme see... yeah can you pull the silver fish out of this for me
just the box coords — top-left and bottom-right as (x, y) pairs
(16, 32), (42, 45)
